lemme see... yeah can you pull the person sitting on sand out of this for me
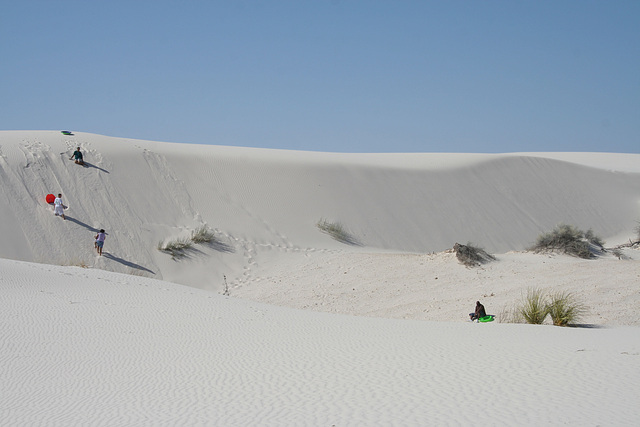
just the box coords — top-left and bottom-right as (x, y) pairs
(469, 301), (486, 321)
(70, 147), (84, 165)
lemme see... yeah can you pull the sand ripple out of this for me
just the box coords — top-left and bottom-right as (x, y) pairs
(2, 259), (640, 425)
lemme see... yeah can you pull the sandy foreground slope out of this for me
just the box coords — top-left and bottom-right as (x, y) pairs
(2, 258), (639, 426)
(1, 131), (640, 425)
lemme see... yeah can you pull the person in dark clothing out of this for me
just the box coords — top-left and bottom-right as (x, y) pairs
(469, 301), (486, 321)
(70, 147), (84, 165)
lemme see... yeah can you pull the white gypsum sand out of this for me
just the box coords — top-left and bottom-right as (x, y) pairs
(1, 130), (639, 425)
(2, 258), (640, 426)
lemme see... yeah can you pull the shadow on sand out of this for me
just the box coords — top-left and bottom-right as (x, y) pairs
(103, 253), (155, 275)
(571, 323), (605, 329)
(82, 162), (110, 173)
(65, 216), (100, 233)
(160, 246), (206, 261)
(207, 239), (236, 253)
(61, 152), (110, 173)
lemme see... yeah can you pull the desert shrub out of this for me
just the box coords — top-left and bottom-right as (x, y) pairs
(531, 224), (603, 259)
(519, 288), (549, 324)
(191, 225), (216, 244)
(584, 228), (604, 247)
(547, 291), (587, 326)
(316, 218), (360, 245)
(159, 225), (234, 258)
(158, 237), (193, 259)
(453, 242), (496, 267)
(502, 288), (588, 326)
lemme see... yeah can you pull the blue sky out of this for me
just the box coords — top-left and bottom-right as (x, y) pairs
(1, 1), (638, 153)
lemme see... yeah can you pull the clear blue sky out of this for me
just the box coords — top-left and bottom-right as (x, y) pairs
(1, 0), (638, 153)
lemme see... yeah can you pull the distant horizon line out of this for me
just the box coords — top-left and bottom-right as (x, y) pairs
(1, 129), (638, 156)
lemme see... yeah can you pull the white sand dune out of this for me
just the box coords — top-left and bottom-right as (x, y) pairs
(3, 258), (640, 426)
(1, 131), (639, 289)
(1, 130), (639, 425)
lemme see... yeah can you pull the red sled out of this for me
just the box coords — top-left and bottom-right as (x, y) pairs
(46, 194), (55, 204)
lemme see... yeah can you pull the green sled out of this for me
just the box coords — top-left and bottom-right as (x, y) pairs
(478, 315), (494, 323)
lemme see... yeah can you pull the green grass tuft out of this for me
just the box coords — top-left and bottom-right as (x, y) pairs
(501, 288), (588, 326)
(519, 288), (549, 325)
(547, 291), (587, 326)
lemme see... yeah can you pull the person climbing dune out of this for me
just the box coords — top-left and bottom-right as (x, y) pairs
(95, 229), (106, 256)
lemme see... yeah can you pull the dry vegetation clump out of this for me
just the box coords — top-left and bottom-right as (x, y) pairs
(606, 220), (640, 258)
(316, 218), (360, 245)
(194, 225), (235, 253)
(159, 225), (234, 259)
(191, 225), (217, 244)
(453, 242), (496, 267)
(530, 224), (604, 259)
(158, 237), (193, 259)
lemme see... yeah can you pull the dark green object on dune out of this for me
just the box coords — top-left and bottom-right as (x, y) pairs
(61, 131), (73, 135)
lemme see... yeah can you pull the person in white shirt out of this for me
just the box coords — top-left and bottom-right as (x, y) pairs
(95, 229), (106, 256)
(54, 193), (65, 220)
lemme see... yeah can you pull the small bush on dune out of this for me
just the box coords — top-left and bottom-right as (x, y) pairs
(158, 237), (193, 259)
(531, 224), (604, 259)
(519, 288), (549, 325)
(316, 218), (360, 245)
(547, 291), (587, 326)
(584, 229), (604, 248)
(453, 242), (496, 267)
(191, 225), (216, 244)
(159, 225), (234, 259)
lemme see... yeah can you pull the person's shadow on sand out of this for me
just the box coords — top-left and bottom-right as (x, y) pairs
(65, 216), (100, 233)
(103, 253), (155, 275)
(82, 162), (110, 173)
